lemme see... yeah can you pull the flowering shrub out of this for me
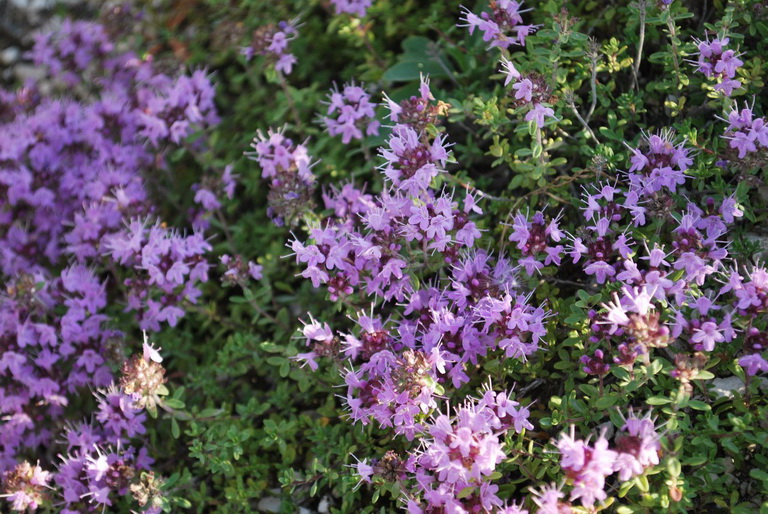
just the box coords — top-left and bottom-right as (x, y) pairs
(1, 16), (215, 513)
(3, 0), (768, 512)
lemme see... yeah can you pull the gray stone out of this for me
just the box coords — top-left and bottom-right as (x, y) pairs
(317, 495), (331, 513)
(709, 376), (745, 399)
(0, 47), (20, 66)
(256, 496), (281, 513)
(13, 63), (45, 83)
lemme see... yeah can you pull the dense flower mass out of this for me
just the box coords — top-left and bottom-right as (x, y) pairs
(0, 15), (217, 513)
(5, 0), (768, 512)
(104, 219), (211, 331)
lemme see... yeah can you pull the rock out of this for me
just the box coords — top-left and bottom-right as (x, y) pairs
(10, 0), (51, 11)
(13, 63), (45, 83)
(317, 495), (331, 513)
(709, 376), (745, 399)
(709, 375), (768, 399)
(256, 496), (281, 513)
(0, 47), (20, 65)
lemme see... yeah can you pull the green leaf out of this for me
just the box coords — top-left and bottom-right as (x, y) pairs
(667, 457), (681, 477)
(687, 400), (710, 411)
(382, 36), (449, 82)
(164, 398), (185, 409)
(383, 61), (447, 81)
(595, 395), (618, 409)
(171, 417), (180, 439)
(683, 455), (708, 466)
(457, 486), (476, 499)
(280, 359), (290, 378)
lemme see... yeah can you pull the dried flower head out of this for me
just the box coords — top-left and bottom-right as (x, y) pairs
(130, 471), (165, 508)
(120, 334), (168, 414)
(1, 462), (50, 512)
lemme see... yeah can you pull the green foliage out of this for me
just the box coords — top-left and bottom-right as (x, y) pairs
(75, 0), (768, 511)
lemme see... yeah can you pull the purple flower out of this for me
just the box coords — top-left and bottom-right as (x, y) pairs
(722, 104), (768, 158)
(557, 427), (617, 507)
(691, 321), (724, 351)
(691, 36), (743, 96)
(247, 128), (317, 225)
(330, 0), (373, 17)
(613, 411), (661, 481)
(1, 462), (50, 511)
(625, 130), (691, 196)
(739, 353), (768, 376)
(499, 57), (521, 86)
(322, 82), (379, 144)
(242, 20), (298, 75)
(525, 103), (556, 128)
(459, 1), (539, 50)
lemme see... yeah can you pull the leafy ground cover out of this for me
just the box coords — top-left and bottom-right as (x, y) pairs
(2, 0), (768, 512)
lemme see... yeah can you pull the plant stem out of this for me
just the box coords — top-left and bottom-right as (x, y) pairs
(278, 71), (302, 129)
(568, 101), (600, 144)
(666, 16), (682, 90)
(632, 0), (647, 91)
(586, 45), (599, 122)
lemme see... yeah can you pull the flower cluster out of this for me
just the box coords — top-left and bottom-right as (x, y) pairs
(0, 267), (116, 470)
(557, 414), (661, 508)
(499, 58), (557, 128)
(104, 219), (211, 331)
(3, 19), (217, 275)
(137, 69), (220, 147)
(383, 74), (450, 133)
(284, 74), (551, 511)
(285, 76), (484, 302)
(460, 1), (539, 50)
(54, 340), (167, 513)
(29, 19), (113, 86)
(692, 36), (743, 96)
(508, 210), (564, 275)
(247, 128), (317, 226)
(625, 130), (692, 195)
(331, 0), (373, 17)
(241, 20), (298, 75)
(357, 389), (532, 512)
(321, 82), (380, 144)
(721, 104), (768, 159)
(1, 462), (50, 511)
(1, 338), (166, 512)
